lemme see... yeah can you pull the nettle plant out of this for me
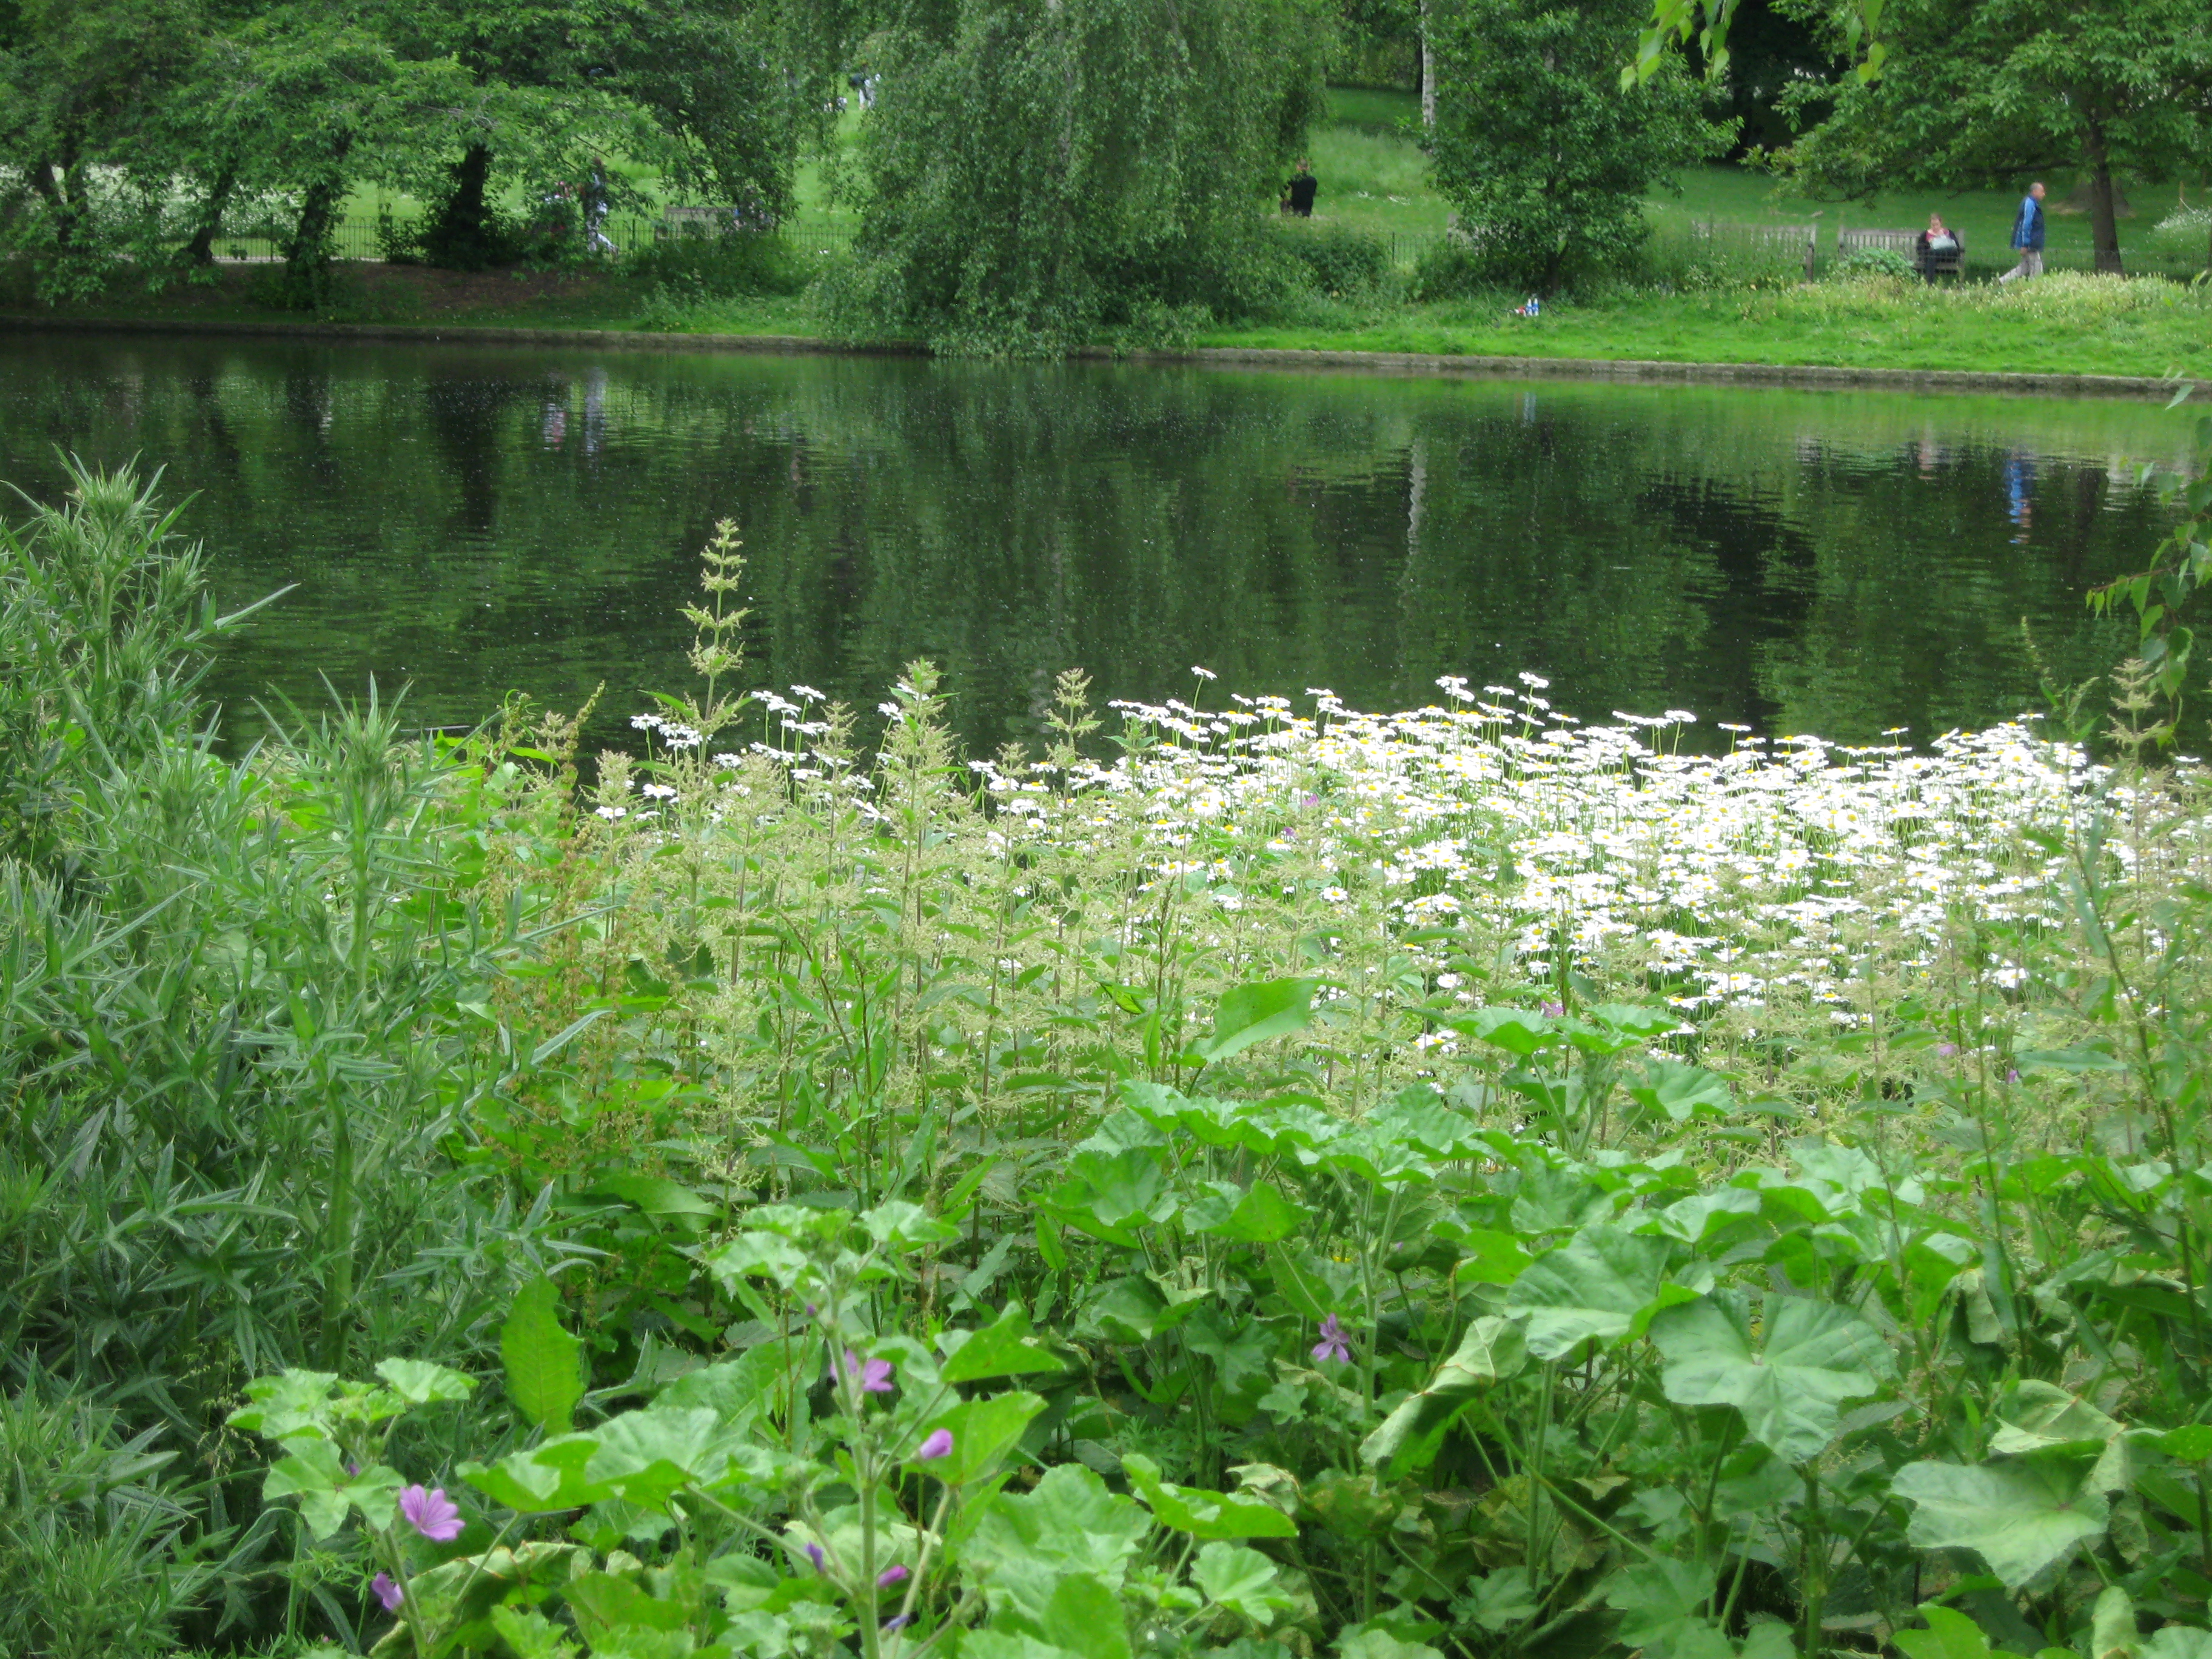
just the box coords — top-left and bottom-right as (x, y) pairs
(233, 1199), (1304, 1659)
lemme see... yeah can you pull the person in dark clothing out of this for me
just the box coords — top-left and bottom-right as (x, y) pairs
(1914, 212), (1961, 280)
(1283, 160), (1318, 217)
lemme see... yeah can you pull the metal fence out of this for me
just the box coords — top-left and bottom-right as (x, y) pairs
(199, 211), (2196, 282)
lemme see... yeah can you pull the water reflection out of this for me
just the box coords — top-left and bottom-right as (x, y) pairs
(0, 333), (2184, 756)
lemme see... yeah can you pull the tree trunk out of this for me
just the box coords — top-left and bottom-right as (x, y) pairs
(183, 171), (236, 266)
(2083, 122), (2122, 274)
(423, 144), (500, 270)
(1419, 0), (1435, 127)
(30, 155), (85, 252)
(286, 176), (344, 268)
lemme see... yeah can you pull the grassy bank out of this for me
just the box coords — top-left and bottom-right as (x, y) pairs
(1199, 271), (2212, 380)
(18, 260), (2211, 384)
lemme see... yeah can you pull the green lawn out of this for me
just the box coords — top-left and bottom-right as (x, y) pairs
(1199, 271), (2212, 378)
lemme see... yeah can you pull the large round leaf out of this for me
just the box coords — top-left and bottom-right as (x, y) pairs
(1891, 1457), (2110, 1590)
(1651, 1293), (1892, 1463)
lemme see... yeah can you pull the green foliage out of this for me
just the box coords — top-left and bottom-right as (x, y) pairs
(22, 416), (2212, 1659)
(624, 232), (819, 300)
(828, 0), (1333, 354)
(1427, 0), (1733, 292)
(0, 0), (830, 291)
(1783, 0), (2212, 267)
(1832, 244), (1915, 281)
(1269, 223), (1395, 303)
(0, 1388), (208, 1658)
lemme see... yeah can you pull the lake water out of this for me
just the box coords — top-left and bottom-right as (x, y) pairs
(0, 331), (2189, 754)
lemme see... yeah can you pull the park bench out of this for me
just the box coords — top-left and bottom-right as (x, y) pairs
(1838, 225), (1964, 278)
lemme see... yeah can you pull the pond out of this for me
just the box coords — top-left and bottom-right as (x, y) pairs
(0, 331), (2188, 754)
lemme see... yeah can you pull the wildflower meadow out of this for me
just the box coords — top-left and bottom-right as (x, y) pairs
(5, 406), (2212, 1659)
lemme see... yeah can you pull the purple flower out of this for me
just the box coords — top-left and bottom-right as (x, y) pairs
(1938, 1042), (1959, 1057)
(805, 1543), (826, 1574)
(370, 1573), (404, 1612)
(1301, 794), (1319, 808)
(884, 1614), (914, 1632)
(842, 1350), (895, 1394)
(878, 1565), (910, 1589)
(1541, 1000), (1564, 1019)
(1312, 1314), (1353, 1366)
(398, 1484), (463, 1542)
(2007, 1068), (2020, 1083)
(916, 1429), (954, 1461)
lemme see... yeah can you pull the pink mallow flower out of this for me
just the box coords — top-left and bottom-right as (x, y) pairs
(842, 1350), (894, 1394)
(370, 1574), (404, 1612)
(916, 1429), (954, 1461)
(1312, 1314), (1353, 1366)
(878, 1565), (910, 1589)
(398, 1484), (464, 1542)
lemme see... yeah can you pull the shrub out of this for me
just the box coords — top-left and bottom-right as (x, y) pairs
(623, 232), (818, 300)
(1404, 233), (1501, 301)
(1831, 244), (1917, 281)
(1269, 221), (1393, 301)
(0, 1389), (208, 1658)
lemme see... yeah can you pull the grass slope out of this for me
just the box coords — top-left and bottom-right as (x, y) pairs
(1201, 273), (2212, 379)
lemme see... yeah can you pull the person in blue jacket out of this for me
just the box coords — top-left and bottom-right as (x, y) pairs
(2000, 182), (2046, 283)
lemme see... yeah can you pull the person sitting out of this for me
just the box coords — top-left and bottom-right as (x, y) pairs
(1915, 213), (1961, 280)
(1283, 161), (1318, 218)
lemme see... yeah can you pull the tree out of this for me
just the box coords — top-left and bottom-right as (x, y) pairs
(836, 0), (1332, 355)
(1782, 0), (2212, 272)
(389, 0), (833, 268)
(0, 0), (208, 293)
(1427, 0), (1731, 292)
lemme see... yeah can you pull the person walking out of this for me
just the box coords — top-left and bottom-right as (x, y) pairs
(1999, 182), (2046, 283)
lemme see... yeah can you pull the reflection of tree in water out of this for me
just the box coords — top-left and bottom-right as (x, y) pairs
(0, 337), (2178, 757)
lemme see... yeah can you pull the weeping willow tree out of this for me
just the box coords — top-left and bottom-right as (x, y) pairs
(834, 0), (1333, 355)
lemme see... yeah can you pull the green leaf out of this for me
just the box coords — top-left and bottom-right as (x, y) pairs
(942, 1304), (1067, 1384)
(583, 1173), (718, 1217)
(1197, 978), (1319, 1064)
(1337, 1629), (1444, 1659)
(1197, 1182), (1305, 1245)
(460, 1436), (612, 1513)
(1122, 1452), (1297, 1539)
(914, 1392), (1047, 1486)
(862, 1199), (959, 1249)
(2144, 1629), (2212, 1659)
(1892, 1604), (2009, 1659)
(2160, 1426), (2212, 1462)
(502, 1278), (585, 1435)
(1194, 1542), (1292, 1626)
(1603, 1557), (1718, 1647)
(1651, 1293), (1891, 1463)
(1506, 1224), (1703, 1359)
(655, 1342), (795, 1432)
(1891, 1457), (2110, 1589)
(229, 1369), (345, 1439)
(375, 1358), (476, 1406)
(1361, 1315), (1525, 1476)
(586, 1406), (772, 1507)
(1991, 1381), (2122, 1456)
(966, 1466), (1152, 1623)
(1626, 1059), (1735, 1122)
(1450, 1228), (1535, 1285)
(1039, 1570), (1133, 1659)
(1446, 1007), (1559, 1057)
